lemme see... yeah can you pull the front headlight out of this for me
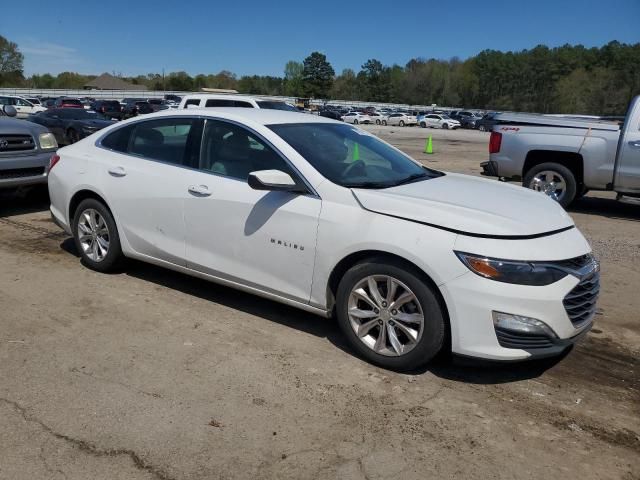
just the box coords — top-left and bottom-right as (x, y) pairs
(455, 251), (568, 286)
(39, 132), (58, 150)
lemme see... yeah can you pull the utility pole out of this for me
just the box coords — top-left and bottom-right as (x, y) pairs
(162, 68), (165, 91)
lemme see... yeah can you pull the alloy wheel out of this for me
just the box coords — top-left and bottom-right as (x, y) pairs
(530, 170), (567, 202)
(347, 275), (424, 356)
(77, 208), (110, 262)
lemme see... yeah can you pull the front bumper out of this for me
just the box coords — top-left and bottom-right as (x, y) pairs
(0, 150), (54, 189)
(441, 270), (594, 361)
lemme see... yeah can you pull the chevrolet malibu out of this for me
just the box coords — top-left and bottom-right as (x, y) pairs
(48, 109), (599, 371)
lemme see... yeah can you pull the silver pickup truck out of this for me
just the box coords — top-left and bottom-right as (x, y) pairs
(0, 105), (58, 190)
(481, 95), (640, 207)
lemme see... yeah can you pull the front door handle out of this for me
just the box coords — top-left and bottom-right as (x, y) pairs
(108, 166), (127, 177)
(188, 185), (211, 197)
(629, 140), (640, 149)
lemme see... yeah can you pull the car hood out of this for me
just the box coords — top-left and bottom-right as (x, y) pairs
(0, 117), (48, 135)
(76, 119), (116, 128)
(352, 172), (574, 237)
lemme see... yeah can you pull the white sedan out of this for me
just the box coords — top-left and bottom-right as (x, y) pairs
(367, 112), (388, 125)
(48, 108), (597, 370)
(386, 113), (417, 126)
(420, 114), (461, 129)
(341, 112), (372, 124)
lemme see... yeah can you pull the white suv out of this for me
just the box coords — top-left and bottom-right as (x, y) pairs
(420, 114), (461, 130)
(180, 94), (298, 112)
(48, 109), (597, 371)
(0, 95), (47, 119)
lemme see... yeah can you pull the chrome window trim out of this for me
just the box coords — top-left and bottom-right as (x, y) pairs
(94, 115), (320, 198)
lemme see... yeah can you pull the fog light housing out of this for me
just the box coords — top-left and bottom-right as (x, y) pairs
(492, 311), (557, 338)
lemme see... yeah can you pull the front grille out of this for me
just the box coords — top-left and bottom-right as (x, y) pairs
(553, 254), (594, 271)
(563, 272), (599, 327)
(0, 134), (36, 152)
(495, 328), (555, 349)
(0, 167), (45, 179)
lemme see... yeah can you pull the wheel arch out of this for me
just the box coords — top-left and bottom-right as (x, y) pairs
(326, 250), (451, 349)
(523, 150), (584, 186)
(68, 189), (114, 223)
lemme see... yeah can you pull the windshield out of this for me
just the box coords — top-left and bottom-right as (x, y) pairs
(269, 123), (441, 188)
(64, 110), (109, 120)
(257, 101), (298, 112)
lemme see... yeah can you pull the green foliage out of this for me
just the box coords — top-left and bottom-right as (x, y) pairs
(283, 61), (304, 97)
(302, 52), (335, 98)
(0, 35), (24, 87)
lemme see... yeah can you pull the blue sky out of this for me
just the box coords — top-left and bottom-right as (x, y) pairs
(4, 0), (639, 77)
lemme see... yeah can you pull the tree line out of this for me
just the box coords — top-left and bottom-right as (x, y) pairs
(1, 35), (638, 115)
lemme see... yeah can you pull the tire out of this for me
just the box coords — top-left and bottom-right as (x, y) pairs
(442, 123), (449, 130)
(399, 120), (405, 127)
(72, 198), (125, 272)
(478, 125), (486, 132)
(335, 259), (445, 371)
(382, 120), (387, 126)
(354, 119), (359, 125)
(67, 128), (80, 144)
(420, 122), (426, 128)
(523, 162), (577, 208)
(375, 119), (381, 125)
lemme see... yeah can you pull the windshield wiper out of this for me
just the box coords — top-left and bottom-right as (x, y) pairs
(389, 172), (430, 186)
(343, 181), (394, 189)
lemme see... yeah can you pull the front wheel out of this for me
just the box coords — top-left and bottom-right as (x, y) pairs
(478, 125), (486, 132)
(420, 122), (426, 128)
(399, 120), (405, 127)
(72, 198), (125, 272)
(375, 119), (381, 125)
(336, 259), (445, 371)
(524, 162), (577, 208)
(353, 119), (359, 125)
(442, 123), (449, 130)
(67, 129), (80, 144)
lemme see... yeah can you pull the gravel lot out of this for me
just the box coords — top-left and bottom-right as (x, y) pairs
(0, 125), (638, 480)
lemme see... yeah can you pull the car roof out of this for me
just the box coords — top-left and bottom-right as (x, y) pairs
(123, 107), (340, 126)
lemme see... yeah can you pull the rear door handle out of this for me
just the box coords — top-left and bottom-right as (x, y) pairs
(188, 185), (211, 197)
(629, 140), (640, 148)
(108, 166), (127, 177)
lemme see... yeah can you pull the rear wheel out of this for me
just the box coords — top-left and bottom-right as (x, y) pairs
(420, 122), (426, 128)
(479, 125), (486, 132)
(354, 119), (359, 125)
(336, 259), (445, 371)
(72, 198), (124, 272)
(375, 119), (381, 125)
(67, 128), (80, 144)
(524, 162), (577, 207)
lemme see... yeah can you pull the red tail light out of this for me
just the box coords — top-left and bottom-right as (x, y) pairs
(49, 154), (61, 170)
(489, 132), (502, 154)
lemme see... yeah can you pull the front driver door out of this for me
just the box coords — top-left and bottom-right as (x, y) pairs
(183, 119), (321, 304)
(614, 97), (640, 194)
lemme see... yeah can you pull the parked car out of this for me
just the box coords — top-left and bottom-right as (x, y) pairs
(419, 114), (460, 130)
(122, 100), (154, 118)
(0, 95), (47, 118)
(29, 108), (115, 145)
(476, 112), (500, 132)
(319, 107), (344, 121)
(48, 108), (597, 371)
(180, 94), (298, 112)
(25, 97), (42, 106)
(457, 111), (483, 129)
(368, 112), (388, 125)
(0, 105), (58, 189)
(386, 113), (417, 127)
(341, 112), (372, 124)
(482, 95), (640, 207)
(90, 100), (123, 120)
(54, 97), (84, 109)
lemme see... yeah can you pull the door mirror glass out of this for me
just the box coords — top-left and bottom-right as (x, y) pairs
(248, 169), (304, 193)
(2, 105), (17, 117)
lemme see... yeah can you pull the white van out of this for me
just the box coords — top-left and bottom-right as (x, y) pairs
(179, 94), (298, 112)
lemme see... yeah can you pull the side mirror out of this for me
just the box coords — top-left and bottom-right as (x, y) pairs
(3, 105), (17, 117)
(248, 170), (306, 193)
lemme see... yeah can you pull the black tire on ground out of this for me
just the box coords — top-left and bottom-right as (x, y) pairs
(399, 120), (405, 127)
(354, 119), (359, 125)
(72, 198), (125, 272)
(335, 258), (446, 371)
(479, 125), (486, 132)
(382, 120), (387, 126)
(442, 123), (449, 130)
(375, 119), (381, 125)
(523, 162), (577, 208)
(420, 122), (426, 128)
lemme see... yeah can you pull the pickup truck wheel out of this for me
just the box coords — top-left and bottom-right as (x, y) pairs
(336, 259), (445, 371)
(524, 163), (577, 207)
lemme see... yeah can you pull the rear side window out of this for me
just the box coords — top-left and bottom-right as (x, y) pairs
(101, 118), (203, 167)
(205, 99), (235, 107)
(184, 99), (200, 108)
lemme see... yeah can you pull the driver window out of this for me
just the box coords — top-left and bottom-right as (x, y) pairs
(199, 119), (293, 181)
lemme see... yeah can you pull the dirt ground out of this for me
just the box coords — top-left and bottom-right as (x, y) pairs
(0, 126), (638, 480)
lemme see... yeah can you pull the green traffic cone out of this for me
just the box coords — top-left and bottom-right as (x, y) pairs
(424, 135), (433, 154)
(353, 142), (360, 161)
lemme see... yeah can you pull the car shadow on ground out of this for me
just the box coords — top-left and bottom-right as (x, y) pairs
(569, 195), (640, 222)
(59, 240), (564, 385)
(0, 187), (50, 218)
